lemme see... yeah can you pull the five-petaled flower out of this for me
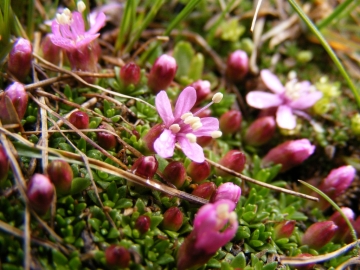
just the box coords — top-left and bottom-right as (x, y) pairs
(246, 70), (322, 130)
(154, 87), (222, 163)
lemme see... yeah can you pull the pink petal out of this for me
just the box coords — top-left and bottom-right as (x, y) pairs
(192, 117), (219, 136)
(75, 34), (99, 48)
(49, 36), (76, 51)
(246, 91), (283, 109)
(87, 12), (106, 35)
(153, 129), (176, 158)
(276, 105), (296, 129)
(174, 87), (197, 119)
(155, 91), (174, 127)
(71, 12), (85, 36)
(178, 136), (204, 163)
(51, 21), (61, 36)
(261, 69), (285, 94)
(289, 91), (323, 110)
(59, 24), (76, 40)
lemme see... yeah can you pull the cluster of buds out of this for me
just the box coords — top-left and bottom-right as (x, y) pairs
(225, 50), (249, 82)
(105, 245), (131, 268)
(215, 150), (246, 177)
(27, 174), (55, 215)
(147, 54), (177, 93)
(7, 38), (32, 81)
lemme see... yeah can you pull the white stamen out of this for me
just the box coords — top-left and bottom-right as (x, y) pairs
(186, 133), (197, 143)
(217, 204), (230, 220)
(212, 93), (223, 103)
(211, 131), (222, 138)
(184, 116), (200, 125)
(229, 212), (237, 223)
(63, 8), (71, 17)
(191, 122), (202, 131)
(169, 124), (180, 133)
(77, 1), (86, 13)
(181, 112), (193, 120)
(288, 70), (297, 80)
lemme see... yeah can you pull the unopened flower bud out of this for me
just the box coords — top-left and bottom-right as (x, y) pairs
(47, 160), (73, 194)
(192, 182), (217, 199)
(0, 146), (9, 182)
(105, 245), (131, 268)
(97, 123), (117, 150)
(245, 116), (276, 146)
(197, 136), (213, 147)
(41, 35), (61, 65)
(148, 54), (177, 93)
(225, 50), (249, 82)
(69, 111), (89, 129)
(210, 182), (241, 204)
(142, 124), (165, 153)
(262, 139), (315, 172)
(219, 110), (242, 135)
(27, 174), (54, 215)
(215, 150), (246, 177)
(329, 207), (355, 242)
(162, 207), (183, 231)
(8, 38), (32, 81)
(190, 80), (211, 105)
(273, 220), (296, 239)
(0, 82), (28, 123)
(302, 221), (338, 249)
(135, 215), (151, 234)
(131, 156), (158, 179)
(163, 161), (186, 188)
(187, 161), (211, 183)
(120, 62), (141, 86)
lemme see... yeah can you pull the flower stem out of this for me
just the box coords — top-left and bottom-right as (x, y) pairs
(287, 0), (360, 109)
(316, 0), (354, 30)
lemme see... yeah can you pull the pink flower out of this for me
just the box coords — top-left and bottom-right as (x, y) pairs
(154, 87), (221, 162)
(246, 70), (322, 129)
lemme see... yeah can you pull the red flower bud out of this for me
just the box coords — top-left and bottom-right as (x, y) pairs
(142, 124), (165, 153)
(8, 38), (32, 81)
(196, 136), (213, 147)
(190, 80), (211, 105)
(219, 110), (242, 135)
(329, 207), (355, 242)
(245, 116), (276, 146)
(163, 161), (186, 188)
(273, 220), (296, 239)
(210, 182), (241, 204)
(41, 35), (61, 65)
(105, 245), (131, 268)
(162, 207), (183, 231)
(225, 50), (249, 82)
(0, 82), (28, 123)
(0, 145), (9, 182)
(47, 160), (73, 194)
(215, 150), (246, 177)
(97, 123), (117, 150)
(69, 111), (89, 129)
(131, 156), (158, 179)
(135, 215), (151, 234)
(192, 182), (217, 200)
(187, 161), (211, 183)
(302, 221), (338, 249)
(120, 62), (141, 86)
(27, 174), (54, 215)
(148, 54), (177, 93)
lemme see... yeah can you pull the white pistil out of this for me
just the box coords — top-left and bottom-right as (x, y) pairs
(181, 112), (193, 120)
(77, 1), (86, 13)
(169, 124), (180, 133)
(212, 92), (223, 103)
(186, 133), (197, 143)
(211, 131), (222, 138)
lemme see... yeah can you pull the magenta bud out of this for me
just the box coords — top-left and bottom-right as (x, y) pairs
(163, 161), (186, 188)
(190, 80), (211, 105)
(120, 62), (141, 86)
(8, 38), (32, 81)
(319, 165), (355, 200)
(225, 50), (249, 82)
(197, 136), (213, 147)
(135, 215), (151, 234)
(27, 174), (54, 215)
(0, 146), (9, 182)
(187, 161), (211, 183)
(66, 41), (101, 75)
(210, 182), (241, 204)
(162, 207), (183, 231)
(47, 160), (73, 194)
(219, 110), (242, 135)
(215, 150), (246, 177)
(142, 124), (165, 153)
(0, 82), (28, 123)
(69, 111), (89, 129)
(293, 253), (315, 270)
(302, 221), (338, 249)
(131, 156), (158, 179)
(262, 139), (315, 172)
(97, 123), (118, 150)
(192, 182), (217, 199)
(245, 116), (276, 146)
(41, 35), (61, 65)
(147, 54), (177, 93)
(329, 207), (355, 242)
(273, 220), (296, 239)
(105, 245), (131, 268)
